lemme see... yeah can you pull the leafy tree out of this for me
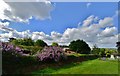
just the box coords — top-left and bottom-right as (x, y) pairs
(9, 38), (16, 42)
(11, 38), (34, 46)
(99, 48), (106, 57)
(105, 49), (111, 57)
(52, 42), (58, 46)
(22, 38), (34, 46)
(69, 39), (91, 54)
(116, 42), (120, 54)
(35, 39), (47, 47)
(91, 44), (100, 55)
(11, 39), (20, 45)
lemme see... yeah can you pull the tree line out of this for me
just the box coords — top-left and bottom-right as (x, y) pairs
(9, 38), (91, 54)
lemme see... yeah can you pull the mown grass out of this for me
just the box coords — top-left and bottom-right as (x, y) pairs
(32, 59), (118, 74)
(18, 45), (43, 55)
(68, 53), (88, 57)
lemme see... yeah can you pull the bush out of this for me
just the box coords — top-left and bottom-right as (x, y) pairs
(18, 45), (43, 55)
(52, 42), (58, 46)
(11, 38), (34, 46)
(0, 42), (23, 56)
(37, 46), (67, 62)
(99, 48), (106, 57)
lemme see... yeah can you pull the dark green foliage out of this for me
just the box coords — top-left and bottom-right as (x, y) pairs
(10, 38), (47, 55)
(11, 38), (48, 47)
(91, 44), (100, 55)
(35, 39), (47, 47)
(22, 38), (34, 46)
(99, 48), (106, 57)
(91, 44), (117, 57)
(11, 38), (34, 46)
(69, 39), (91, 54)
(9, 38), (16, 42)
(2, 52), (38, 74)
(11, 39), (20, 45)
(18, 45), (43, 55)
(116, 42), (120, 53)
(51, 42), (58, 46)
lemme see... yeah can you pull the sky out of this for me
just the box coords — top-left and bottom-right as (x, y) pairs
(0, 0), (119, 48)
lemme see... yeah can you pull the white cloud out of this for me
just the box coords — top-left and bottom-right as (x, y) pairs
(51, 31), (62, 39)
(113, 10), (120, 18)
(99, 27), (117, 37)
(82, 15), (94, 26)
(99, 17), (113, 28)
(0, 0), (53, 22)
(0, 15), (118, 48)
(82, 15), (98, 27)
(0, 0), (10, 20)
(0, 21), (10, 27)
(86, 3), (91, 8)
(0, 21), (14, 32)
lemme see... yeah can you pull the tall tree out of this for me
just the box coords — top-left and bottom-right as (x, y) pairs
(91, 44), (100, 55)
(69, 39), (91, 54)
(11, 38), (34, 46)
(9, 38), (16, 42)
(35, 39), (47, 47)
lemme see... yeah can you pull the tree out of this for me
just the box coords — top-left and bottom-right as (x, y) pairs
(52, 42), (58, 46)
(116, 42), (120, 54)
(99, 48), (106, 57)
(11, 39), (19, 45)
(105, 49), (111, 57)
(35, 39), (47, 47)
(69, 39), (91, 54)
(9, 38), (16, 42)
(22, 38), (34, 46)
(91, 44), (100, 55)
(11, 38), (34, 46)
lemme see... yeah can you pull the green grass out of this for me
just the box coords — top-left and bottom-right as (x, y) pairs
(18, 45), (43, 55)
(32, 59), (118, 74)
(68, 53), (88, 57)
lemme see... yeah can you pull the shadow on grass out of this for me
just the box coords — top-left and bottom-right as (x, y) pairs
(2, 54), (98, 75)
(31, 55), (99, 74)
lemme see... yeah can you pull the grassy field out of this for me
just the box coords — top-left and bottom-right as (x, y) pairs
(32, 59), (118, 74)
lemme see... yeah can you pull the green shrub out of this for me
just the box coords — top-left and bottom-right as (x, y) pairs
(52, 42), (58, 46)
(18, 45), (43, 55)
(11, 38), (34, 46)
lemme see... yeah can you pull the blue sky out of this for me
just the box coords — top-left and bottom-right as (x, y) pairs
(0, 1), (119, 48)
(8, 2), (118, 34)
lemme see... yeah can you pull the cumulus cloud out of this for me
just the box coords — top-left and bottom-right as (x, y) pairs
(60, 16), (117, 47)
(0, 21), (9, 27)
(82, 15), (98, 26)
(0, 21), (14, 32)
(0, 0), (53, 22)
(0, 15), (118, 48)
(99, 27), (117, 37)
(0, 0), (10, 20)
(98, 17), (113, 28)
(51, 31), (62, 38)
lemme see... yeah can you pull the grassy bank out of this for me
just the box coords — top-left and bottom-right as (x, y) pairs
(32, 59), (118, 74)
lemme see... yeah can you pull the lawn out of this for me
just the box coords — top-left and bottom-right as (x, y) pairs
(32, 59), (118, 74)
